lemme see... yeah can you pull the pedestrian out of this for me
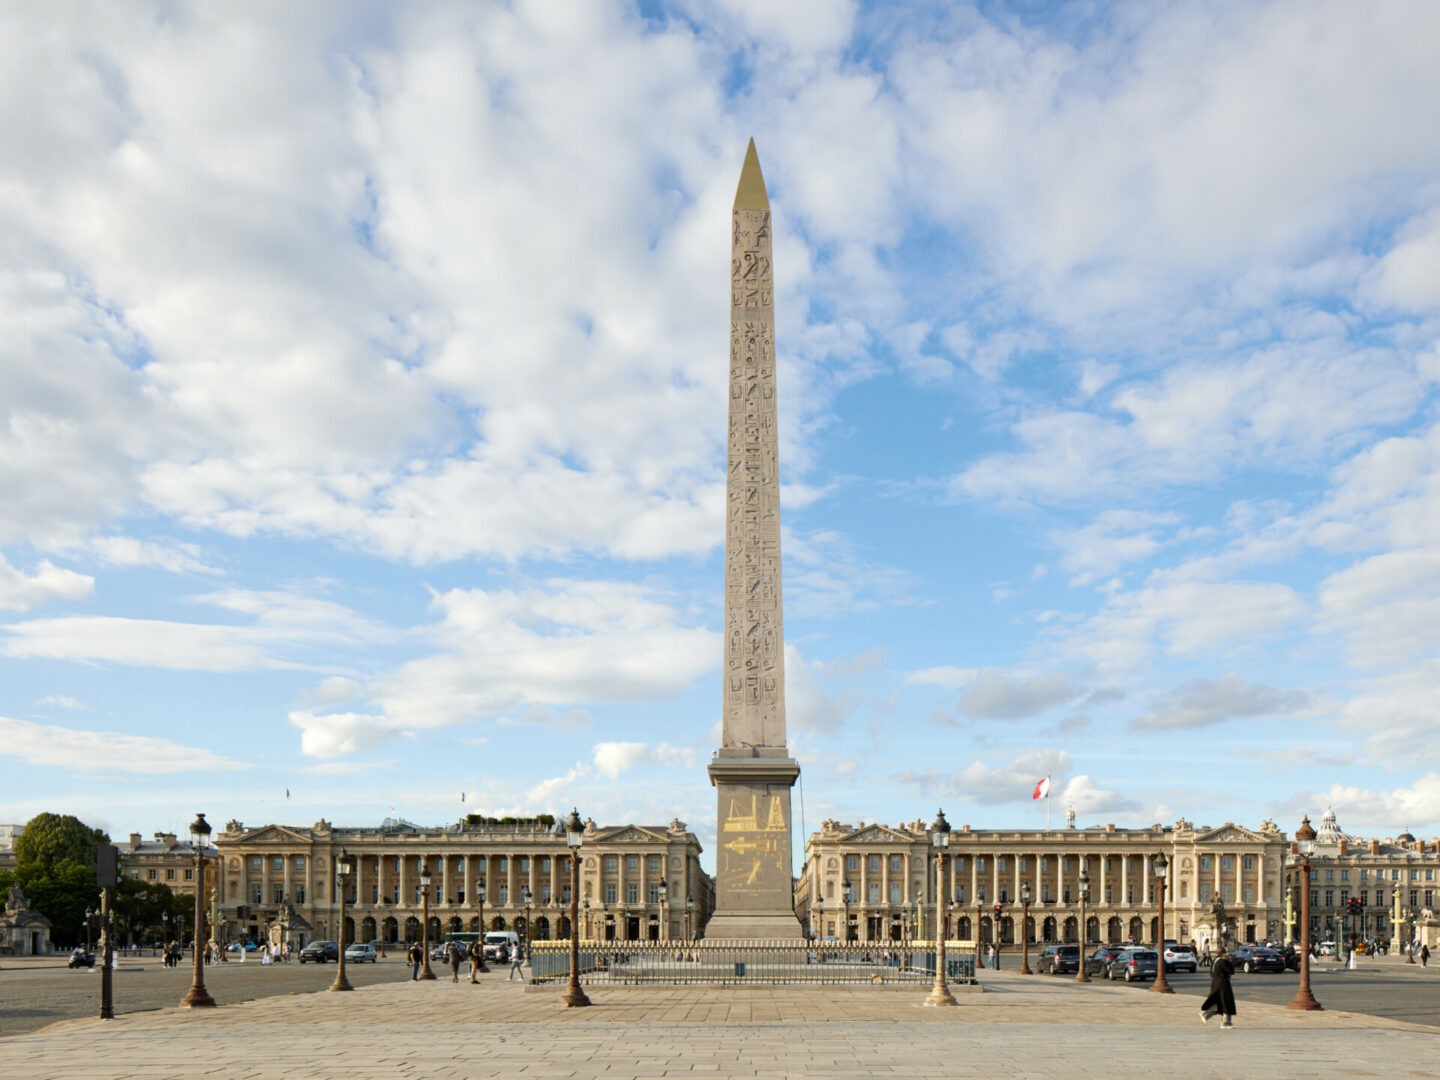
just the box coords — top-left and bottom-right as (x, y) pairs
(448, 940), (462, 982)
(989, 943), (998, 970)
(1199, 946), (1237, 1028)
(508, 942), (525, 981)
(1421, 944), (1429, 968)
(468, 938), (484, 983)
(409, 941), (422, 980)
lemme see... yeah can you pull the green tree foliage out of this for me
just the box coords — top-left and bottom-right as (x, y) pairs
(111, 879), (186, 947)
(11, 812), (109, 948)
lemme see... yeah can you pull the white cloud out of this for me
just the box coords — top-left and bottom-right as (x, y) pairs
(592, 741), (695, 781)
(1300, 774), (1440, 834)
(784, 643), (862, 734)
(898, 750), (1072, 807)
(0, 715), (243, 773)
(1051, 510), (1180, 585)
(1060, 774), (1141, 818)
(0, 555), (93, 611)
(959, 669), (1079, 720)
(1133, 674), (1311, 731)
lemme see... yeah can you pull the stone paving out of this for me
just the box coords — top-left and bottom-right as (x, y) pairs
(3, 965), (1437, 1079)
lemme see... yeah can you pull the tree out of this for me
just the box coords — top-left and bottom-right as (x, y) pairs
(11, 812), (109, 948)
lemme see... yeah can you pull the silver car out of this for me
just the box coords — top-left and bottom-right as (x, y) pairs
(343, 943), (378, 963)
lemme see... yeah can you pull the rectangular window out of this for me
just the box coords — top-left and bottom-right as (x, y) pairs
(867, 882), (880, 903)
(1412, 890), (1420, 907)
(1412, 869), (1420, 881)
(147, 869), (157, 881)
(1325, 869), (1334, 881)
(1199, 883), (1212, 903)
(295, 885), (305, 904)
(541, 885), (552, 903)
(604, 883), (617, 904)
(1360, 869), (1369, 881)
(868, 855), (880, 872)
(294, 856), (305, 870)
(649, 884), (663, 903)
(498, 886), (508, 905)
(166, 869), (175, 880)
(1242, 855), (1254, 871)
(1018, 856), (1027, 872)
(1221, 856), (1233, 871)
(1200, 856), (1211, 872)
(251, 884), (261, 903)
(1340, 869), (1349, 881)
(626, 884), (639, 904)
(890, 855), (902, 872)
(272, 884), (283, 904)
(272, 856), (283, 871)
(519, 856), (530, 872)
(977, 857), (986, 872)
(1340, 890), (1349, 905)
(604, 856), (617, 872)
(1324, 890), (1333, 907)
(627, 856), (639, 872)
(648, 856), (661, 873)
(561, 885), (571, 904)
(498, 856), (509, 873)
(889, 883), (901, 903)
(1242, 884), (1255, 904)
(998, 857), (1007, 873)
(184, 868), (193, 881)
(1221, 883), (1233, 903)
(250, 856), (261, 871)
(846, 855), (858, 872)
(540, 857), (551, 872)
(1311, 890), (1319, 908)
(1426, 890), (1434, 907)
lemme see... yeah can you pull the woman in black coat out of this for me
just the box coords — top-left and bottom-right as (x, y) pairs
(1200, 947), (1237, 1028)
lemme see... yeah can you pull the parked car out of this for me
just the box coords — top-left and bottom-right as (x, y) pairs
(1231, 945), (1286, 973)
(343, 943), (378, 963)
(298, 940), (340, 963)
(1106, 948), (1159, 982)
(1162, 943), (1198, 973)
(1084, 945), (1131, 977)
(1036, 944), (1080, 974)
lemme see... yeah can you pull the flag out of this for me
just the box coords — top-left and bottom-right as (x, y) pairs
(1032, 777), (1051, 800)
(461, 792), (466, 803)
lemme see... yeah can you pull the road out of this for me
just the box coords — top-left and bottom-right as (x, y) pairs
(1031, 956), (1440, 1028)
(0, 954), (436, 1038)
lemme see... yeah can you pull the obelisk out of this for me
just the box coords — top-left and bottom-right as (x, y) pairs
(705, 140), (804, 940)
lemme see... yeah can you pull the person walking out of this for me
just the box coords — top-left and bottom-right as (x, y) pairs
(1421, 944), (1430, 968)
(408, 941), (422, 981)
(448, 940), (462, 982)
(508, 942), (525, 981)
(468, 938), (484, 983)
(1199, 946), (1237, 1028)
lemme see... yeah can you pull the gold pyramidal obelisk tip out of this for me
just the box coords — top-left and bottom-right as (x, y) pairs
(733, 138), (769, 210)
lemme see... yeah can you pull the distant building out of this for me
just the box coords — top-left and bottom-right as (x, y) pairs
(120, 832), (220, 905)
(214, 816), (714, 949)
(0, 824), (23, 873)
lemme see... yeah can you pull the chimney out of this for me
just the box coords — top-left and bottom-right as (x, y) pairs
(1419, 839), (1427, 854)
(1369, 840), (1380, 855)
(129, 833), (141, 849)
(1105, 823), (1116, 832)
(1338, 839), (1348, 856)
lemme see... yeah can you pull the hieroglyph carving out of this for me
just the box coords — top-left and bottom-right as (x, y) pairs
(724, 207), (786, 750)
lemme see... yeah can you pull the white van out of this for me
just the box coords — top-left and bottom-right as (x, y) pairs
(483, 931), (519, 961)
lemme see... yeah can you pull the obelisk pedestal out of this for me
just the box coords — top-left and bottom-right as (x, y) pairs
(706, 140), (804, 941)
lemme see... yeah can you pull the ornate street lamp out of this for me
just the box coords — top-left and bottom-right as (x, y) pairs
(84, 906), (94, 955)
(418, 861), (436, 980)
(842, 879), (852, 945)
(659, 876), (669, 941)
(1150, 853), (1173, 994)
(685, 896), (694, 941)
(1018, 883), (1032, 974)
(583, 898), (591, 940)
(1074, 865), (1091, 983)
(330, 848), (354, 992)
(924, 809), (957, 1007)
(473, 882), (489, 972)
(180, 813), (216, 1008)
(1287, 816), (1323, 1011)
(522, 886), (533, 957)
(562, 808), (591, 1007)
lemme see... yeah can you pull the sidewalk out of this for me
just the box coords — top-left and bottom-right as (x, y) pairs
(4, 965), (1437, 1079)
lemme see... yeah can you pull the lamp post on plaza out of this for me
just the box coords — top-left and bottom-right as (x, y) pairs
(522, 886), (533, 955)
(1018, 884), (1032, 974)
(562, 808), (591, 1007)
(583, 898), (591, 940)
(85, 907), (94, 955)
(473, 882), (489, 972)
(329, 848), (354, 992)
(924, 809), (956, 1006)
(1150, 853), (1173, 995)
(842, 880), (852, 945)
(975, 900), (984, 967)
(1288, 816), (1323, 1011)
(658, 877), (668, 941)
(418, 862), (436, 980)
(993, 901), (1006, 969)
(180, 813), (216, 1008)
(1074, 867), (1091, 983)
(685, 896), (693, 941)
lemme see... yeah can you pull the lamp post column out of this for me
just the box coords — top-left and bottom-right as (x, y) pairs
(1288, 817), (1323, 1011)
(419, 862), (436, 980)
(330, 849), (354, 991)
(924, 809), (957, 1007)
(562, 809), (591, 1007)
(1151, 853), (1173, 994)
(1019, 884), (1032, 974)
(180, 813), (217, 1008)
(843, 880), (851, 947)
(1074, 867), (1091, 983)
(474, 883), (489, 972)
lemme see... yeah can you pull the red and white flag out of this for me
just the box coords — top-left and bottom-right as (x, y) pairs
(1032, 776), (1051, 800)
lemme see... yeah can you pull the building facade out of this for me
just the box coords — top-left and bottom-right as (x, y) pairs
(214, 816), (714, 948)
(797, 813), (1290, 950)
(1291, 808), (1440, 951)
(120, 832), (220, 904)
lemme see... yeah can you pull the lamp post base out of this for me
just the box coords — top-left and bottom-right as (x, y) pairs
(1286, 988), (1323, 1011)
(1150, 971), (1174, 994)
(923, 981), (957, 1007)
(419, 962), (437, 981)
(563, 981), (592, 1007)
(329, 972), (354, 992)
(180, 984), (217, 1008)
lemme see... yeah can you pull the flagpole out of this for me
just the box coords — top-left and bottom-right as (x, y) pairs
(1046, 776), (1051, 831)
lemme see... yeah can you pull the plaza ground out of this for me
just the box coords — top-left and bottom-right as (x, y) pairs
(2, 954), (1437, 1079)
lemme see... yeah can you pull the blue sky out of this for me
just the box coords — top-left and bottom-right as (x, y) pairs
(4, 1), (1440, 870)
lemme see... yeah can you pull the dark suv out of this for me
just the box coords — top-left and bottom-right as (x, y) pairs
(1084, 945), (1131, 977)
(1037, 944), (1079, 974)
(1231, 945), (1285, 973)
(298, 940), (339, 963)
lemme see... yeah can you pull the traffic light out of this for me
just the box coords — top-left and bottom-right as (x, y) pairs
(1347, 897), (1363, 915)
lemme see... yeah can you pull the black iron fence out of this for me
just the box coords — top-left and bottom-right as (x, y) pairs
(527, 939), (978, 986)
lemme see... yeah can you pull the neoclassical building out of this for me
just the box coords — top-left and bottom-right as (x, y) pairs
(215, 816), (714, 948)
(796, 811), (1290, 949)
(1293, 808), (1440, 949)
(120, 832), (220, 904)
